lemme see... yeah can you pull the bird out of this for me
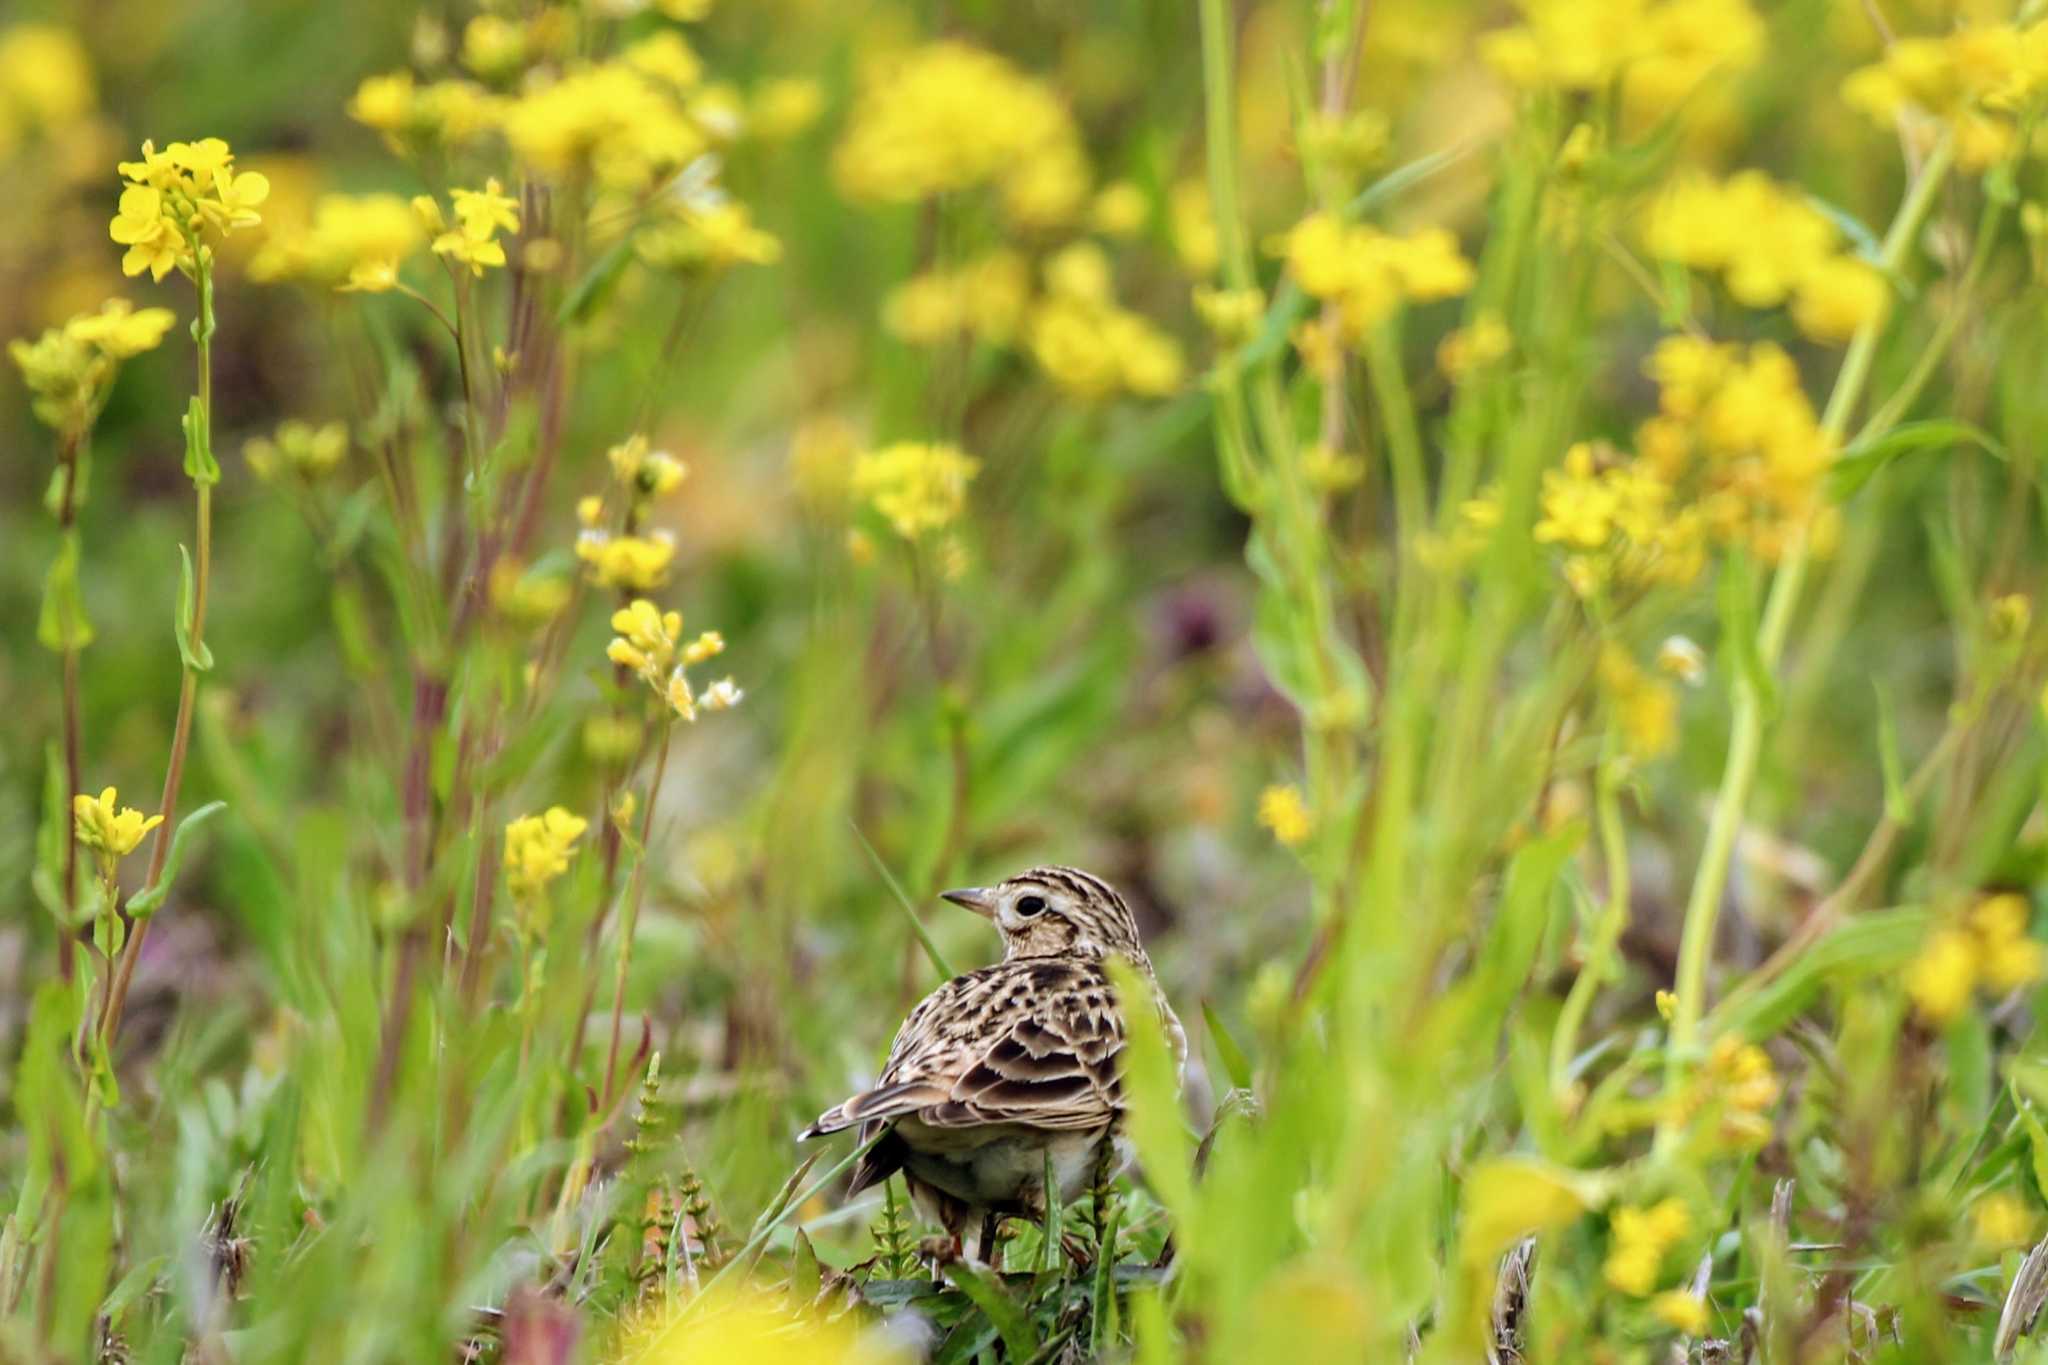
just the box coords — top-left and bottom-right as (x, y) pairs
(799, 865), (1185, 1263)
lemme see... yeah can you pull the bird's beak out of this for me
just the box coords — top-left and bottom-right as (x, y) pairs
(940, 886), (996, 919)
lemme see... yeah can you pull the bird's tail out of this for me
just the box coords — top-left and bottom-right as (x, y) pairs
(797, 1080), (945, 1141)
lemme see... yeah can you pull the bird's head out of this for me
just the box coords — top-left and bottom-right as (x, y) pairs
(941, 865), (1146, 963)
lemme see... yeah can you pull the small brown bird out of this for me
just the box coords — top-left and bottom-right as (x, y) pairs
(800, 866), (1185, 1260)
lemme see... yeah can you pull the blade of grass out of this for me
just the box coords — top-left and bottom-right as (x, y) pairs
(851, 820), (955, 981)
(698, 1130), (884, 1298)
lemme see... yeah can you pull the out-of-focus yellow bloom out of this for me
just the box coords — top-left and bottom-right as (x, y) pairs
(607, 435), (689, 499)
(1603, 1199), (1690, 1296)
(1909, 925), (1981, 1024)
(1482, 0), (1765, 128)
(504, 62), (709, 191)
(1644, 170), (1886, 345)
(623, 31), (704, 91)
(1598, 645), (1680, 761)
(577, 530), (677, 591)
(1651, 1290), (1709, 1336)
(504, 807), (587, 899)
(10, 299), (175, 435)
(751, 78), (822, 141)
(1274, 212), (1474, 338)
(1973, 1191), (2038, 1248)
(489, 559), (572, 626)
(110, 138), (270, 280)
(74, 786), (163, 862)
(790, 414), (860, 512)
(606, 599), (739, 723)
(1301, 443), (1365, 493)
(1091, 181), (1148, 237)
(835, 41), (1090, 230)
(1989, 593), (2033, 643)
(636, 201), (782, 274)
(1844, 22), (2048, 172)
(613, 1282), (905, 1365)
(883, 250), (1030, 348)
(250, 193), (424, 292)
(1971, 893), (2045, 992)
(852, 441), (979, 539)
(1257, 784), (1312, 847)
(244, 420), (348, 483)
(1437, 312), (1512, 380)
(425, 178), (519, 277)
(1297, 108), (1390, 178)
(1192, 285), (1265, 344)
(0, 24), (95, 128)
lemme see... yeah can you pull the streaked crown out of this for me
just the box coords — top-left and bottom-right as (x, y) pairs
(941, 865), (1147, 963)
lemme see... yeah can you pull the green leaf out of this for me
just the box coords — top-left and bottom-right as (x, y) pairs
(1717, 549), (1777, 718)
(850, 821), (954, 982)
(1090, 1197), (1125, 1355)
(1828, 419), (2005, 501)
(1038, 1147), (1064, 1274)
(1105, 958), (1194, 1224)
(126, 801), (228, 919)
(558, 235), (635, 325)
(789, 1226), (822, 1302)
(181, 395), (220, 486)
(174, 545), (215, 672)
(1874, 683), (1910, 825)
(37, 530), (94, 652)
(941, 1259), (1039, 1360)
(1709, 908), (1931, 1038)
(1201, 1000), (1253, 1093)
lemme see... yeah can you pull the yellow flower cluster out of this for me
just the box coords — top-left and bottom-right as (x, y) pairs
(1597, 645), (1680, 761)
(244, 419), (348, 483)
(1643, 171), (1888, 344)
(418, 179), (520, 278)
(883, 250), (1031, 348)
(1844, 20), (2048, 171)
(347, 72), (504, 151)
(1972, 1191), (2038, 1249)
(1027, 244), (1184, 401)
(1256, 785), (1313, 848)
(0, 24), (94, 148)
(1481, 0), (1765, 126)
(73, 785), (162, 867)
(636, 201), (782, 275)
(488, 559), (572, 627)
(1603, 1198), (1690, 1296)
(501, 59), (710, 191)
(1650, 1290), (1709, 1336)
(10, 299), (175, 434)
(249, 193), (424, 293)
(1191, 285), (1266, 345)
(1534, 441), (1706, 598)
(109, 138), (269, 281)
(577, 527), (677, 591)
(606, 599), (740, 722)
(851, 441), (979, 541)
(1437, 312), (1513, 382)
(834, 40), (1090, 230)
(504, 806), (587, 900)
(1275, 211), (1475, 340)
(1906, 893), (2044, 1025)
(607, 435), (689, 500)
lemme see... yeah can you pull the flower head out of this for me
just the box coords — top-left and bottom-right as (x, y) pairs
(73, 786), (163, 862)
(1603, 1199), (1690, 1296)
(504, 806), (588, 899)
(1257, 785), (1313, 848)
(109, 137), (268, 280)
(852, 442), (979, 540)
(11, 299), (176, 435)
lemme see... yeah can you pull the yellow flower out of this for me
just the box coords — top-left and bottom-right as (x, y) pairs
(1973, 1191), (2038, 1249)
(833, 41), (1090, 230)
(1090, 180), (1148, 237)
(1192, 285), (1265, 344)
(1598, 645), (1680, 761)
(348, 72), (417, 135)
(1257, 784), (1312, 848)
(750, 78), (822, 141)
(11, 300), (176, 435)
(243, 420), (348, 483)
(1169, 178), (1220, 277)
(1650, 1290), (1709, 1336)
(1970, 893), (2044, 993)
(489, 560), (572, 626)
(1791, 257), (1889, 345)
(1603, 1199), (1690, 1296)
(851, 441), (979, 539)
(504, 62), (708, 191)
(577, 531), (677, 591)
(1907, 926), (1979, 1025)
(613, 1282), (904, 1365)
(1535, 443), (1619, 550)
(608, 599), (683, 678)
(1437, 312), (1512, 380)
(73, 786), (163, 861)
(110, 137), (268, 279)
(0, 25), (96, 127)
(635, 201), (782, 274)
(504, 806), (588, 899)
(428, 180), (518, 276)
(607, 435), (689, 499)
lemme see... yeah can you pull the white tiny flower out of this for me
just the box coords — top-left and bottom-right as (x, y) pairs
(700, 677), (744, 711)
(1657, 635), (1707, 687)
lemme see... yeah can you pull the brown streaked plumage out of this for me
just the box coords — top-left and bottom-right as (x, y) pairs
(800, 866), (1185, 1259)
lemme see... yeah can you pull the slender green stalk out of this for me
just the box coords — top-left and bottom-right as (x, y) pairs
(1660, 137), (1954, 1112)
(602, 720), (674, 1108)
(1550, 733), (1631, 1101)
(102, 249), (222, 1053)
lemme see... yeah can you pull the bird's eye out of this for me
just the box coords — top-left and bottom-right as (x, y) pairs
(1015, 894), (1046, 917)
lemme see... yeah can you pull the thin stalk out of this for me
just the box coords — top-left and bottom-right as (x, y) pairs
(1660, 136), (1954, 1120)
(103, 251), (221, 1051)
(1550, 734), (1630, 1101)
(54, 431), (86, 984)
(602, 720), (674, 1108)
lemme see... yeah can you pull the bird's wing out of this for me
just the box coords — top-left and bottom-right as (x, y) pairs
(915, 958), (1126, 1132)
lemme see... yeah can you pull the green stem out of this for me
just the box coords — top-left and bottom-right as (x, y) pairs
(1660, 136), (1954, 1117)
(602, 719), (674, 1108)
(1551, 733), (1630, 1101)
(102, 250), (221, 1055)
